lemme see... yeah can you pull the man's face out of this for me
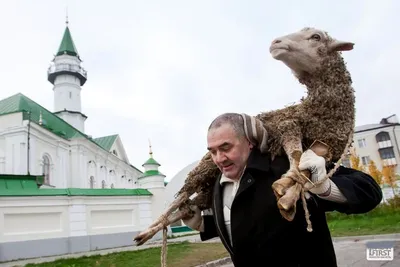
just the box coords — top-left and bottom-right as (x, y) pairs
(207, 123), (253, 180)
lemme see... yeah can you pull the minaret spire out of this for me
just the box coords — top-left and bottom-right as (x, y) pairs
(47, 16), (88, 133)
(65, 6), (69, 26)
(148, 139), (153, 158)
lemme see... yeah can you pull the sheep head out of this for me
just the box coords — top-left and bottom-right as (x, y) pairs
(269, 27), (354, 79)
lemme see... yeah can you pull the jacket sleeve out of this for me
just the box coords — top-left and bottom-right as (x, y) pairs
(318, 165), (383, 214)
(199, 215), (219, 241)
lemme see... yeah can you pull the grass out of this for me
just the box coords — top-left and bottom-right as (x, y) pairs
(327, 196), (400, 237)
(23, 242), (229, 267)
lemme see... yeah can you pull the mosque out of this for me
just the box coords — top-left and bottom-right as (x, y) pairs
(0, 20), (196, 263)
(0, 19), (166, 190)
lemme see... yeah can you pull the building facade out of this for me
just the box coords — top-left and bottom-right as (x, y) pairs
(342, 114), (400, 174)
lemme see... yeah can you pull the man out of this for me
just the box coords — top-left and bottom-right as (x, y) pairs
(182, 113), (382, 267)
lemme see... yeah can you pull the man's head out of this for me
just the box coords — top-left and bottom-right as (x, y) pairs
(207, 113), (254, 180)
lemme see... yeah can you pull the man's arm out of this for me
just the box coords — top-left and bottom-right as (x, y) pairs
(299, 149), (383, 213)
(199, 212), (219, 241)
(181, 207), (219, 241)
(319, 165), (383, 214)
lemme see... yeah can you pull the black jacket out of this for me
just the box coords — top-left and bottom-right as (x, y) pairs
(200, 149), (382, 267)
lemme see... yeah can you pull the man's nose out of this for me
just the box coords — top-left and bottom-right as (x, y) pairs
(215, 151), (226, 163)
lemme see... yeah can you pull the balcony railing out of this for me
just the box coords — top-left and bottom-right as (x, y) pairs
(378, 140), (392, 149)
(47, 63), (87, 78)
(383, 157), (397, 166)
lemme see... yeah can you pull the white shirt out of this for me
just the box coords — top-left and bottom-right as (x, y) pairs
(219, 168), (245, 245)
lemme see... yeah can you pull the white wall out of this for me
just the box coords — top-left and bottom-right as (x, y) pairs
(0, 195), (153, 243)
(0, 112), (23, 130)
(0, 120), (143, 189)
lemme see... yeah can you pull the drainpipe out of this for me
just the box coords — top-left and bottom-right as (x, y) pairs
(392, 126), (400, 166)
(27, 110), (31, 176)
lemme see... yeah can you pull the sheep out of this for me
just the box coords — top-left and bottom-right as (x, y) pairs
(133, 27), (356, 251)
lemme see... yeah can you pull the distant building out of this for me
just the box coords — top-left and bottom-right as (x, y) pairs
(342, 114), (400, 174)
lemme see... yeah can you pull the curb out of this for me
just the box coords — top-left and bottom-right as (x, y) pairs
(332, 233), (400, 243)
(195, 257), (232, 267)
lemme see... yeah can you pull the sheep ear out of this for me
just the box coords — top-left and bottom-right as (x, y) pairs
(328, 40), (354, 52)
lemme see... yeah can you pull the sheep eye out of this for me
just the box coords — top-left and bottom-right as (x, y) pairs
(311, 34), (321, 41)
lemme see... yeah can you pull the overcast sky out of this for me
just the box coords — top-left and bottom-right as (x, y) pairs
(0, 0), (398, 181)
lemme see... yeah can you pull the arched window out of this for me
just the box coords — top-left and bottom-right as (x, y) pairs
(90, 176), (95, 188)
(101, 180), (106, 188)
(42, 155), (50, 184)
(376, 131), (391, 142)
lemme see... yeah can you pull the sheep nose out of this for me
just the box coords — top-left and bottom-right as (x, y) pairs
(272, 38), (282, 45)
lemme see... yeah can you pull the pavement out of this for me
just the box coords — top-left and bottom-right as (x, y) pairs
(1, 233), (399, 267)
(219, 234), (400, 267)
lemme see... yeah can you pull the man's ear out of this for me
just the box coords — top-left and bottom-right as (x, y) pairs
(249, 142), (254, 149)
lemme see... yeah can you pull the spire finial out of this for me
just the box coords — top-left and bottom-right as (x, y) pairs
(148, 139), (153, 157)
(65, 6), (69, 26)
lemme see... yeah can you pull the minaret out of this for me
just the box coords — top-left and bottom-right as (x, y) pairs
(47, 17), (87, 133)
(139, 140), (167, 226)
(139, 139), (166, 189)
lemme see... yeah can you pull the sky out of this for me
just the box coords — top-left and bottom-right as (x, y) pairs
(0, 0), (398, 181)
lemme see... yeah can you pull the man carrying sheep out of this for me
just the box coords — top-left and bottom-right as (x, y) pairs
(182, 112), (382, 267)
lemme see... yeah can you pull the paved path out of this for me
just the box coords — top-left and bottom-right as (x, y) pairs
(220, 239), (400, 267)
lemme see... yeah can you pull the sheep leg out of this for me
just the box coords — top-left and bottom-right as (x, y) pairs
(133, 209), (188, 246)
(273, 137), (309, 218)
(133, 192), (191, 246)
(273, 139), (331, 219)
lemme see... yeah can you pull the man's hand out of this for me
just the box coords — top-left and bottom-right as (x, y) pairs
(181, 205), (204, 231)
(298, 149), (331, 196)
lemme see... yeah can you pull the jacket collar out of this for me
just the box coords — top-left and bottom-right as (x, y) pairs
(245, 148), (271, 173)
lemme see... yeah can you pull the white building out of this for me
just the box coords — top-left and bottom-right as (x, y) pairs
(342, 114), (400, 173)
(0, 22), (149, 189)
(0, 21), (168, 263)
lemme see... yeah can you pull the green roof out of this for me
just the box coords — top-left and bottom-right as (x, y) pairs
(0, 174), (42, 190)
(0, 187), (152, 197)
(143, 157), (160, 166)
(0, 93), (143, 173)
(57, 26), (79, 57)
(93, 134), (118, 151)
(0, 93), (86, 139)
(139, 169), (165, 178)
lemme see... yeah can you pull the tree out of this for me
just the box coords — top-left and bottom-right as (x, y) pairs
(349, 150), (364, 171)
(368, 160), (383, 185)
(382, 165), (398, 196)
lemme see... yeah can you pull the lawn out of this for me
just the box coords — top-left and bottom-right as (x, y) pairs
(327, 196), (400, 237)
(23, 242), (229, 267)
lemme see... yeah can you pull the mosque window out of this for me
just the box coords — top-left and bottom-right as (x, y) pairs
(90, 176), (95, 188)
(42, 155), (51, 184)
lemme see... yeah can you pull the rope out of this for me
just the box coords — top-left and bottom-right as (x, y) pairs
(159, 214), (170, 267)
(161, 226), (168, 267)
